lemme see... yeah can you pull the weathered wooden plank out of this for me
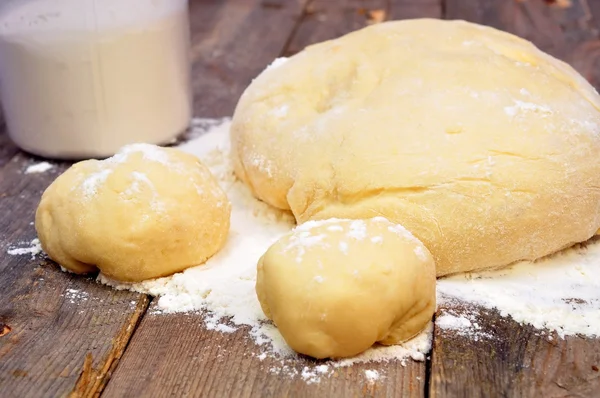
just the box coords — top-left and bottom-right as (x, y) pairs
(430, 302), (600, 397)
(282, 0), (443, 55)
(0, 126), (19, 169)
(0, 154), (150, 398)
(282, 0), (387, 56)
(576, 0), (600, 88)
(103, 308), (425, 398)
(189, 0), (308, 117)
(429, 1), (600, 396)
(388, 0), (443, 20)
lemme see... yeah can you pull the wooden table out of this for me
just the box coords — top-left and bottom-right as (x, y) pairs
(1, 1), (600, 397)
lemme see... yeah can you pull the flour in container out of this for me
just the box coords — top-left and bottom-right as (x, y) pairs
(0, 0), (191, 158)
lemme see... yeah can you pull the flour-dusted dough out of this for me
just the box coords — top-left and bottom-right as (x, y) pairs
(232, 19), (600, 276)
(36, 144), (231, 282)
(256, 217), (436, 359)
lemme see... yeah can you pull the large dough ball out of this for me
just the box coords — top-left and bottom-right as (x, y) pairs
(256, 217), (436, 359)
(36, 144), (231, 282)
(231, 19), (600, 276)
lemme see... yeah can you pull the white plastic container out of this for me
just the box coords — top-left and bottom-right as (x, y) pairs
(0, 0), (191, 159)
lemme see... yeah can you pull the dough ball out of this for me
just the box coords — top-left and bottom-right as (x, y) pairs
(35, 144), (231, 282)
(231, 18), (600, 276)
(256, 217), (436, 359)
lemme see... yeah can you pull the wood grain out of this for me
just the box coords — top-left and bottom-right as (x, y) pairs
(0, 126), (19, 169)
(388, 0), (442, 20)
(103, 307), (426, 398)
(189, 0), (308, 117)
(282, 0), (443, 57)
(430, 302), (600, 397)
(282, 0), (388, 57)
(0, 154), (150, 398)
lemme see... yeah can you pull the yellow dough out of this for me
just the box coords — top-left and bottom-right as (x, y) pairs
(36, 144), (231, 282)
(232, 19), (600, 276)
(256, 217), (436, 359)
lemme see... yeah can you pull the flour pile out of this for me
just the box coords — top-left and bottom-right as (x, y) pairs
(7, 238), (42, 260)
(24, 161), (54, 174)
(434, 303), (494, 342)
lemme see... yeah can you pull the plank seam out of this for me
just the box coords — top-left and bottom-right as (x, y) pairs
(425, 313), (436, 398)
(74, 294), (151, 398)
(279, 0), (315, 57)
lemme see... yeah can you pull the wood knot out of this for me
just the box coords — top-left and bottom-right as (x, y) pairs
(542, 0), (572, 8)
(0, 323), (12, 337)
(12, 369), (27, 377)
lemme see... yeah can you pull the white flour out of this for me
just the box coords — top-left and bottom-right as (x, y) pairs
(436, 314), (472, 330)
(64, 288), (89, 304)
(437, 242), (600, 337)
(24, 161), (53, 174)
(76, 143), (190, 212)
(301, 365), (331, 384)
(434, 303), (494, 342)
(7, 238), (42, 260)
(364, 369), (381, 383)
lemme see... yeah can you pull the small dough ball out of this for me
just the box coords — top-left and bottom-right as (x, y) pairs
(35, 144), (231, 282)
(232, 19), (600, 277)
(256, 217), (436, 359)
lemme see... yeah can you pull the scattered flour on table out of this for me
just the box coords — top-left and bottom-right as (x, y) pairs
(435, 303), (494, 342)
(60, 265), (76, 274)
(7, 238), (42, 259)
(83, 117), (600, 381)
(25, 161), (54, 174)
(436, 314), (472, 330)
(301, 365), (331, 384)
(64, 288), (89, 303)
(437, 242), (600, 338)
(364, 369), (381, 383)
